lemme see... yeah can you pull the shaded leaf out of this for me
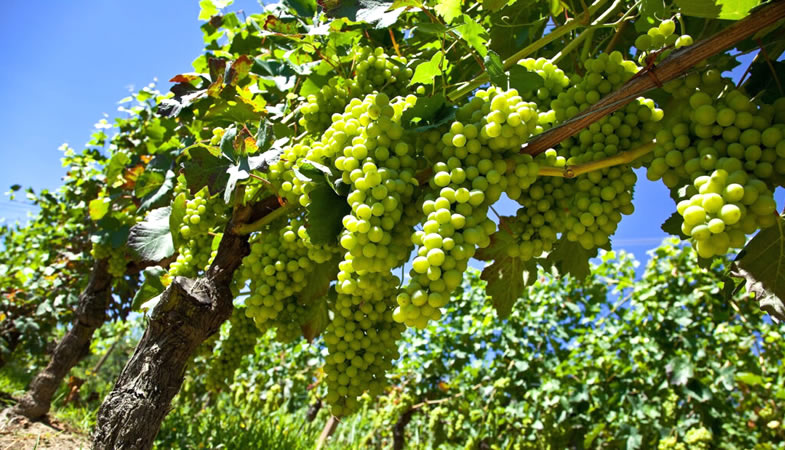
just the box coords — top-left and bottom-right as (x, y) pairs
(730, 216), (785, 322)
(183, 145), (231, 196)
(401, 93), (446, 127)
(507, 65), (544, 93)
(132, 266), (167, 311)
(128, 207), (175, 262)
(547, 239), (592, 281)
(322, 0), (404, 28)
(666, 356), (694, 386)
(661, 212), (689, 239)
(306, 181), (350, 245)
(170, 193), (187, 250)
(484, 51), (507, 88)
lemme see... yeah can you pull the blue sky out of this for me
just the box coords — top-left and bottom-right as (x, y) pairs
(0, 1), (770, 264)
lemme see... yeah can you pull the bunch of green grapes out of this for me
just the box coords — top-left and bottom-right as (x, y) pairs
(517, 57), (572, 111)
(205, 307), (260, 391)
(647, 74), (785, 258)
(396, 87), (541, 329)
(520, 52), (664, 251)
(683, 427), (713, 450)
(91, 242), (127, 278)
(309, 93), (423, 416)
(239, 218), (335, 334)
(298, 46), (413, 134)
(634, 18), (693, 65)
(169, 187), (228, 277)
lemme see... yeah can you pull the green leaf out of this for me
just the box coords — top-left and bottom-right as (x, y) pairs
(435, 0), (462, 24)
(128, 207), (175, 263)
(481, 0), (508, 12)
(249, 147), (285, 173)
(251, 59), (299, 91)
(105, 151), (131, 184)
(132, 266), (167, 311)
(134, 169), (166, 200)
(283, 0), (318, 18)
(507, 65), (544, 93)
(89, 198), (111, 221)
(744, 60), (785, 104)
(322, 0), (404, 29)
(170, 193), (187, 250)
(139, 169), (177, 213)
(730, 215), (785, 322)
(219, 125), (239, 162)
(306, 181), (350, 245)
(301, 296), (330, 343)
(183, 145), (231, 196)
(736, 371), (764, 386)
(401, 93), (446, 127)
(299, 253), (341, 306)
(198, 0), (219, 21)
(455, 15), (488, 58)
(484, 50), (507, 88)
(667, 356), (694, 386)
(475, 218), (537, 317)
(674, 0), (761, 20)
(661, 212), (689, 239)
(410, 52), (446, 86)
(546, 239), (592, 281)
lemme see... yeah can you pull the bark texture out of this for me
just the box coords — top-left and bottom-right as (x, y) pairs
(12, 260), (112, 420)
(91, 200), (262, 449)
(91, 276), (234, 449)
(393, 408), (416, 450)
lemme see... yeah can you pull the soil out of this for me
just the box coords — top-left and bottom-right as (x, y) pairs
(0, 408), (89, 450)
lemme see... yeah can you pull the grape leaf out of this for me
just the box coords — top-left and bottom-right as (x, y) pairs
(183, 145), (231, 196)
(128, 207), (175, 263)
(435, 0), (462, 24)
(219, 125), (239, 161)
(666, 356), (694, 386)
(484, 51), (507, 88)
(744, 60), (785, 105)
(507, 65), (544, 93)
(660, 212), (689, 239)
(730, 215), (785, 322)
(455, 16), (488, 57)
(283, 0), (317, 19)
(322, 0), (404, 29)
(401, 93), (446, 127)
(89, 198), (111, 221)
(475, 218), (537, 318)
(546, 238), (592, 281)
(306, 180), (350, 245)
(410, 51), (446, 86)
(300, 253), (341, 305)
(139, 169), (177, 213)
(169, 193), (187, 250)
(132, 266), (167, 311)
(674, 0), (760, 20)
(301, 295), (330, 343)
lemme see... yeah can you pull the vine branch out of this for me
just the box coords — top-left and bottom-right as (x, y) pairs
(537, 142), (655, 178)
(520, 0), (785, 156)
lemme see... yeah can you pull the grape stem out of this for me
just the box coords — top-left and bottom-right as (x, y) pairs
(446, 0), (611, 102)
(520, 0), (785, 157)
(550, 0), (622, 65)
(233, 200), (297, 235)
(537, 142), (655, 179)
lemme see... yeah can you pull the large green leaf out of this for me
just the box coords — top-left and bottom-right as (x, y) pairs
(132, 266), (168, 311)
(674, 0), (761, 20)
(322, 0), (404, 28)
(183, 145), (231, 196)
(128, 207), (175, 262)
(306, 180), (350, 245)
(730, 215), (785, 322)
(546, 239), (592, 281)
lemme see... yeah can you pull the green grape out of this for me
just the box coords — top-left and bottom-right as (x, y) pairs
(169, 186), (229, 277)
(298, 46), (413, 134)
(205, 307), (260, 391)
(652, 77), (785, 258)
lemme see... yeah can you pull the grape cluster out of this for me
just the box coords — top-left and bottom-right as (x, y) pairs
(308, 93), (423, 416)
(647, 73), (785, 257)
(517, 57), (572, 110)
(91, 242), (127, 278)
(298, 46), (413, 134)
(396, 87), (540, 328)
(170, 187), (228, 277)
(205, 307), (259, 391)
(634, 18), (693, 65)
(239, 217), (335, 338)
(506, 53), (662, 255)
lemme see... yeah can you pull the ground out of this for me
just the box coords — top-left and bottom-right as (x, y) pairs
(0, 408), (88, 450)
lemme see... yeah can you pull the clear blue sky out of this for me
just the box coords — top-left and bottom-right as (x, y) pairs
(0, 1), (770, 263)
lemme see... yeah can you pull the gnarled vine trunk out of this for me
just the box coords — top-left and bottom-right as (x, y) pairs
(91, 199), (265, 449)
(12, 259), (112, 420)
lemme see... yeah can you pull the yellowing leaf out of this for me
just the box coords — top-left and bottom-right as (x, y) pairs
(435, 0), (462, 24)
(89, 197), (111, 221)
